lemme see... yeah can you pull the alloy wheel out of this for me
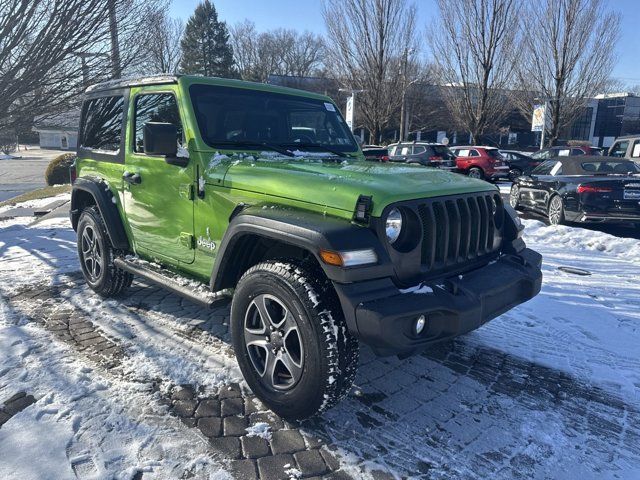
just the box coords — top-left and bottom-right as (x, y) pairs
(548, 196), (563, 225)
(509, 185), (520, 208)
(244, 294), (304, 391)
(81, 225), (103, 281)
(468, 169), (482, 179)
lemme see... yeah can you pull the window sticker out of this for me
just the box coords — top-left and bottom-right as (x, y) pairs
(632, 143), (640, 158)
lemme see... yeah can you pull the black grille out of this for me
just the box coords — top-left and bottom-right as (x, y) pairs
(417, 193), (502, 271)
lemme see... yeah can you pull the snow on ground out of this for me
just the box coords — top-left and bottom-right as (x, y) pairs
(0, 196), (639, 478)
(0, 192), (70, 215)
(0, 303), (230, 479)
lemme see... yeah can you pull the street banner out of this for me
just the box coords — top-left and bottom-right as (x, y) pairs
(531, 104), (546, 132)
(346, 95), (354, 130)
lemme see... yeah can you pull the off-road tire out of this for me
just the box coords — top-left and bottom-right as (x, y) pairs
(231, 260), (359, 420)
(547, 195), (565, 225)
(77, 206), (133, 297)
(468, 167), (484, 180)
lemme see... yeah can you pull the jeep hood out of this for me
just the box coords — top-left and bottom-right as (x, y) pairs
(220, 157), (497, 217)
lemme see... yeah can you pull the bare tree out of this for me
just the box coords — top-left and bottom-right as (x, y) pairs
(514, 0), (620, 146)
(322, 0), (419, 143)
(107, 0), (169, 77)
(231, 21), (326, 82)
(142, 11), (184, 74)
(428, 0), (518, 145)
(0, 0), (112, 132)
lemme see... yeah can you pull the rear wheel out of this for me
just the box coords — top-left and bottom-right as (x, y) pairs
(548, 195), (565, 225)
(77, 206), (133, 297)
(468, 167), (484, 180)
(231, 261), (358, 420)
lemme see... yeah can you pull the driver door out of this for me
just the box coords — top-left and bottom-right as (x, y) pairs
(123, 87), (195, 265)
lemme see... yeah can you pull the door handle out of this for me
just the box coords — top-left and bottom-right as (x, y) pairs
(123, 171), (141, 185)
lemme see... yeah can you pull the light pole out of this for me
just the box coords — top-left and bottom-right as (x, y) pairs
(399, 47), (415, 142)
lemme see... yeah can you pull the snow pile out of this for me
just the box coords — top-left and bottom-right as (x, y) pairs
(399, 283), (434, 294)
(245, 422), (272, 440)
(522, 219), (640, 260)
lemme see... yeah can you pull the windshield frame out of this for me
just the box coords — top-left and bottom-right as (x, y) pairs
(188, 83), (359, 155)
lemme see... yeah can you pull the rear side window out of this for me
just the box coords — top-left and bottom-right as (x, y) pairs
(570, 148), (585, 156)
(609, 141), (628, 158)
(81, 96), (124, 151)
(134, 93), (183, 153)
(469, 149), (480, 157)
(412, 146), (426, 154)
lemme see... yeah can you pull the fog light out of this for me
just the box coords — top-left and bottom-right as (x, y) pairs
(415, 315), (426, 335)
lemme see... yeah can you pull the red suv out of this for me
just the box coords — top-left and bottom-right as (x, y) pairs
(451, 146), (509, 181)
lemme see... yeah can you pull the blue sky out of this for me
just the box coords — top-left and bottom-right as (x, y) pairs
(170, 0), (640, 87)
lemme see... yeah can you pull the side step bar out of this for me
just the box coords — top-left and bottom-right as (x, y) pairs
(114, 257), (232, 309)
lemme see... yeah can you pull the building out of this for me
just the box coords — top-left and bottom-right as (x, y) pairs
(33, 110), (80, 150)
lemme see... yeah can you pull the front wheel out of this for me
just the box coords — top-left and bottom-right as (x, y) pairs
(509, 184), (521, 209)
(548, 195), (565, 225)
(231, 261), (359, 420)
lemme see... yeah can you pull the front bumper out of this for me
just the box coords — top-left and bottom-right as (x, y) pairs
(334, 248), (542, 357)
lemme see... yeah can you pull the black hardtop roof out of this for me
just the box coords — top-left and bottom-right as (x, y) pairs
(85, 75), (180, 93)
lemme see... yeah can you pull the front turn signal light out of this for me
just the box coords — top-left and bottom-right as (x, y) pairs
(319, 248), (377, 267)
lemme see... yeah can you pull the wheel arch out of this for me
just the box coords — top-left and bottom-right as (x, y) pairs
(210, 206), (392, 292)
(71, 177), (130, 250)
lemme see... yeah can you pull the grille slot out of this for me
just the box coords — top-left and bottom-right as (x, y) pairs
(417, 193), (500, 271)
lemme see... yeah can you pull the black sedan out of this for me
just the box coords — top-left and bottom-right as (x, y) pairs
(500, 150), (541, 181)
(509, 156), (640, 225)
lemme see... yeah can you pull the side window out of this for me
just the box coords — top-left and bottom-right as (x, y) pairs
(570, 148), (585, 156)
(134, 93), (183, 153)
(388, 146), (397, 156)
(632, 140), (640, 158)
(558, 149), (571, 156)
(400, 146), (411, 155)
(81, 95), (124, 151)
(457, 149), (470, 157)
(413, 146), (426, 154)
(610, 141), (629, 157)
(469, 149), (480, 157)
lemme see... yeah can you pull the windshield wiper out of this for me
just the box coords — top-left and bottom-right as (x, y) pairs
(279, 142), (347, 158)
(210, 140), (295, 157)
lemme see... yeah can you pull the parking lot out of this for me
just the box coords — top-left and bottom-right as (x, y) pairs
(1, 200), (639, 479)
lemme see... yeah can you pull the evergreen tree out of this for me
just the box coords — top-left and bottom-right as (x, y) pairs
(180, 0), (234, 77)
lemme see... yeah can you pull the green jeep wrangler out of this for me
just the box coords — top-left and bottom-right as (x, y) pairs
(70, 75), (542, 420)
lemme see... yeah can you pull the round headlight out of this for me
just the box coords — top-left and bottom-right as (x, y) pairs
(386, 208), (403, 244)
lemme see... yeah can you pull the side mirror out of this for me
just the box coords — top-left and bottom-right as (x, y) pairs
(143, 122), (178, 157)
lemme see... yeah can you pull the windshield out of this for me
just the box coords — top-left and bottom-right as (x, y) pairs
(189, 84), (358, 154)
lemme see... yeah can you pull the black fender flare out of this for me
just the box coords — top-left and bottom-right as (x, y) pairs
(210, 206), (393, 291)
(70, 177), (130, 250)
